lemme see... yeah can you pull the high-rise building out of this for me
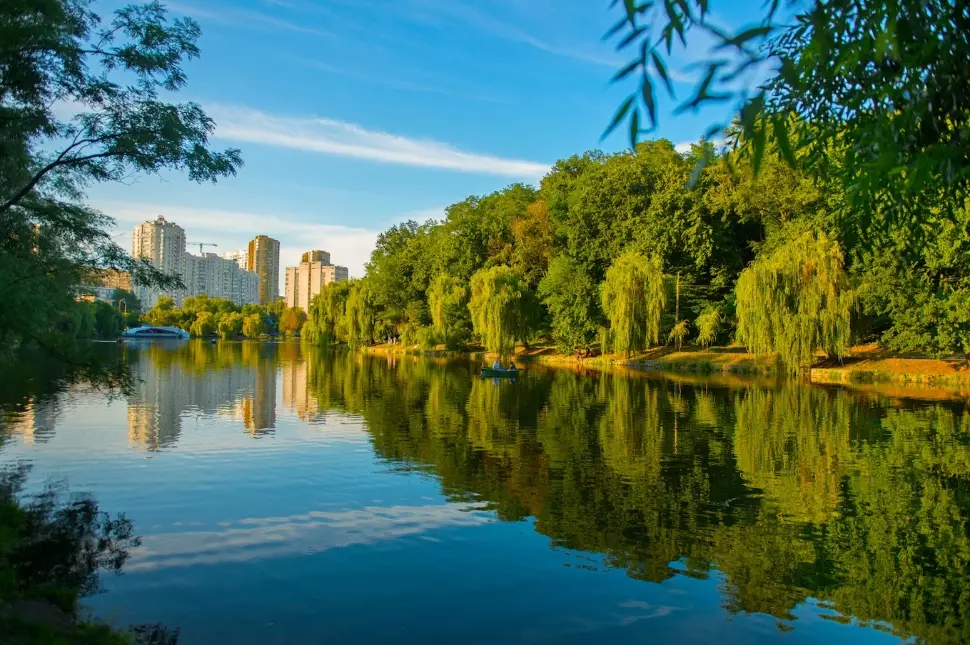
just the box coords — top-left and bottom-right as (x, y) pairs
(284, 250), (349, 312)
(301, 250), (330, 264)
(182, 252), (258, 306)
(131, 216), (186, 307)
(223, 249), (249, 271)
(247, 235), (280, 304)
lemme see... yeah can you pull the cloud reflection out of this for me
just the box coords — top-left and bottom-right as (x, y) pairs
(128, 503), (491, 572)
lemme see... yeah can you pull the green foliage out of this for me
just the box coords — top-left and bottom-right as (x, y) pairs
(601, 252), (667, 355)
(0, 0), (240, 363)
(428, 274), (471, 349)
(668, 320), (689, 350)
(91, 301), (124, 339)
(241, 313), (266, 339)
(304, 281), (352, 345)
(538, 256), (601, 356)
(694, 305), (723, 347)
(468, 266), (533, 357)
(217, 312), (244, 340)
(416, 326), (438, 350)
(344, 280), (377, 347)
(279, 307), (307, 336)
(189, 311), (216, 338)
(736, 231), (854, 372)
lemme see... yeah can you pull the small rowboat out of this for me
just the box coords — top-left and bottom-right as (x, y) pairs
(481, 367), (520, 378)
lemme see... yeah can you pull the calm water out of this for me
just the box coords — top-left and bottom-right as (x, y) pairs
(1, 341), (968, 644)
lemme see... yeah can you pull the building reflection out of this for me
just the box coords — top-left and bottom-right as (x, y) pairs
(281, 355), (324, 423)
(125, 343), (279, 450)
(3, 399), (59, 445)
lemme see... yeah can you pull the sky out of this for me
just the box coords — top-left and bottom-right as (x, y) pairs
(87, 0), (764, 287)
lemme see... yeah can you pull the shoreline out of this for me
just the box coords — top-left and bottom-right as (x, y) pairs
(359, 342), (970, 395)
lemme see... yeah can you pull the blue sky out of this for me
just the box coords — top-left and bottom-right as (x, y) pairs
(89, 0), (763, 282)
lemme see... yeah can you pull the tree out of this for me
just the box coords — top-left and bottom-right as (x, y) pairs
(189, 311), (216, 338)
(304, 281), (352, 345)
(0, 0), (241, 362)
(538, 257), (601, 356)
(601, 252), (667, 355)
(344, 281), (377, 347)
(92, 301), (123, 339)
(279, 307), (308, 336)
(695, 305), (723, 348)
(468, 266), (533, 357)
(241, 313), (266, 338)
(510, 200), (555, 289)
(735, 230), (854, 372)
(218, 312), (243, 339)
(428, 274), (472, 350)
(143, 296), (182, 327)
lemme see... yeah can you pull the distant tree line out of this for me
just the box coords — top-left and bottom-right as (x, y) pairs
(142, 295), (307, 339)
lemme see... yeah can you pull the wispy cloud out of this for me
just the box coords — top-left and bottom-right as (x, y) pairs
(206, 104), (549, 179)
(412, 0), (623, 68)
(165, 1), (334, 38)
(294, 58), (507, 104)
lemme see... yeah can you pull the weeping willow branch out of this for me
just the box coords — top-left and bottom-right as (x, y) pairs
(735, 230), (855, 373)
(601, 251), (667, 356)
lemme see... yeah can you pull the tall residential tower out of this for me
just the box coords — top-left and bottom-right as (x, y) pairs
(247, 235), (280, 305)
(284, 249), (349, 312)
(131, 216), (186, 307)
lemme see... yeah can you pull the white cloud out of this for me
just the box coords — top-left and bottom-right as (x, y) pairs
(206, 104), (549, 179)
(96, 200), (382, 283)
(674, 138), (727, 154)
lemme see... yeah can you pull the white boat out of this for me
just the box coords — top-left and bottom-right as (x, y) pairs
(120, 325), (190, 340)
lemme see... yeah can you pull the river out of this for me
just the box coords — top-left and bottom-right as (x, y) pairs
(1, 341), (967, 644)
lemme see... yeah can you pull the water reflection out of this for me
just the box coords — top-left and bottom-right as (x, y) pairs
(304, 352), (970, 644)
(0, 343), (968, 644)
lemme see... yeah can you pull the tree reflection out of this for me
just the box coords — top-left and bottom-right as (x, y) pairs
(306, 351), (970, 644)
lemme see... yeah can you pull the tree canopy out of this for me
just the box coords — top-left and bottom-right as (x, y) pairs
(0, 0), (241, 363)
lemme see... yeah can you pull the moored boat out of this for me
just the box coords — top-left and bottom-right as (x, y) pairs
(481, 367), (520, 378)
(120, 325), (190, 340)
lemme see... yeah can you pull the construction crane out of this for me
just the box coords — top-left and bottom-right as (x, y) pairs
(190, 242), (218, 255)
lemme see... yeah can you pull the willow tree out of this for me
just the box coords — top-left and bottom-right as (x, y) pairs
(428, 273), (471, 349)
(601, 252), (666, 355)
(304, 281), (351, 345)
(468, 266), (531, 357)
(735, 231), (854, 373)
(344, 280), (378, 347)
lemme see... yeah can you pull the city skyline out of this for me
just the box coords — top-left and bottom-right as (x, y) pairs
(127, 216), (353, 307)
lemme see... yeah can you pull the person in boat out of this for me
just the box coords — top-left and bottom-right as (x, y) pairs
(492, 359), (502, 370)
(508, 362), (518, 371)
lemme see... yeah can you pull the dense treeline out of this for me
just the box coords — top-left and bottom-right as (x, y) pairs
(143, 295), (307, 339)
(301, 352), (970, 644)
(305, 137), (969, 371)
